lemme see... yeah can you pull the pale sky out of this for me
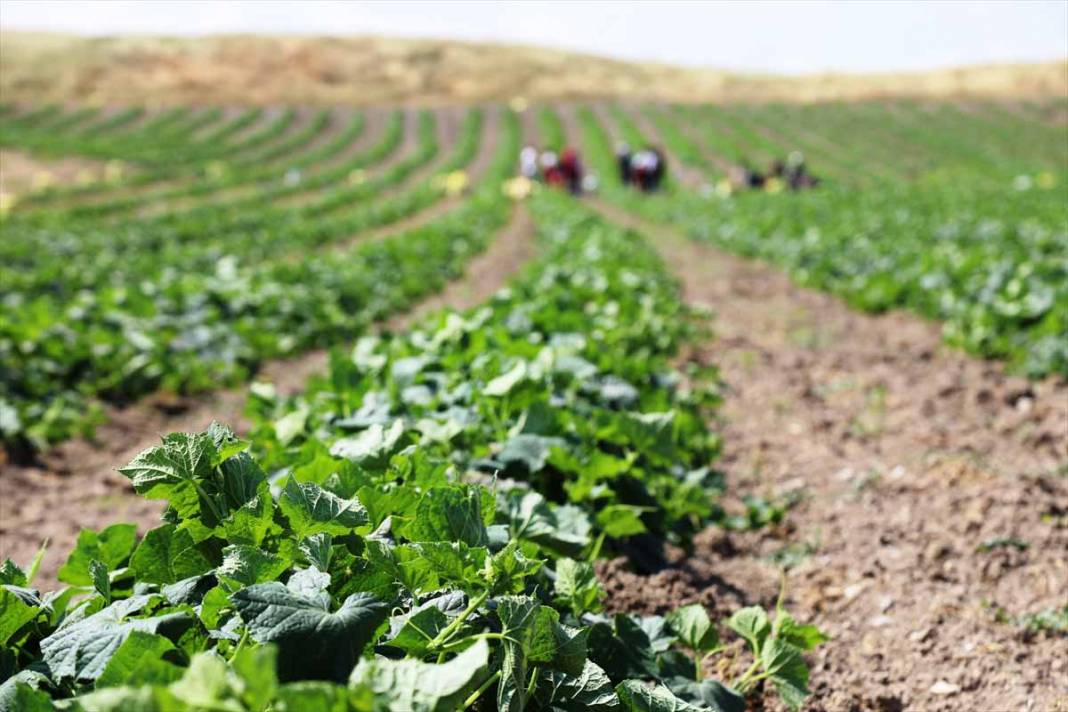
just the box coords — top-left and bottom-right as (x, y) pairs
(2, 0), (1066, 75)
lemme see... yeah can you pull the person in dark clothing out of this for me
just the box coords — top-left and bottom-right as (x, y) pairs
(742, 162), (765, 189)
(559, 147), (584, 195)
(781, 151), (821, 191)
(648, 148), (666, 191)
(616, 142), (632, 186)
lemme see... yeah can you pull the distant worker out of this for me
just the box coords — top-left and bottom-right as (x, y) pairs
(648, 148), (666, 191)
(630, 149), (664, 193)
(616, 142), (632, 185)
(541, 150), (565, 189)
(729, 163), (762, 190)
(784, 150), (819, 191)
(559, 147), (584, 195)
(519, 145), (539, 180)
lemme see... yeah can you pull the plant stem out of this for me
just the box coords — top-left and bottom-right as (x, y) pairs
(437, 632), (510, 654)
(463, 669), (501, 709)
(194, 481), (226, 523)
(733, 657), (763, 692)
(525, 666), (540, 697)
(228, 629), (249, 661)
(428, 589), (489, 651)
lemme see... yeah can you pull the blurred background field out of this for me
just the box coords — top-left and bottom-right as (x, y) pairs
(3, 31), (1066, 107)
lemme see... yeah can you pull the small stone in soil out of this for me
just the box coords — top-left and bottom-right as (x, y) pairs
(929, 680), (961, 695)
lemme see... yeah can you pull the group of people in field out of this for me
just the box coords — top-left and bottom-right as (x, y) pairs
(733, 151), (819, 192)
(616, 143), (666, 192)
(519, 145), (586, 194)
(514, 141), (817, 199)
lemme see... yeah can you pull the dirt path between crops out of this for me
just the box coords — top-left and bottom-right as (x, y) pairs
(0, 149), (109, 197)
(588, 201), (1068, 712)
(0, 203), (536, 588)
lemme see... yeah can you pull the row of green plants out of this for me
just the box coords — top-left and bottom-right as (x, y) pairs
(0, 109), (490, 452)
(0, 190), (825, 711)
(577, 104), (1068, 378)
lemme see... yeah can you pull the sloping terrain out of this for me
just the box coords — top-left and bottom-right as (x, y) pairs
(1, 31), (1065, 106)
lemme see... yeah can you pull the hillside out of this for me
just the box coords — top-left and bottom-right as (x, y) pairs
(1, 31), (1065, 106)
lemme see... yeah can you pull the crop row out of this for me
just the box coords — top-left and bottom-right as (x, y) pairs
(1, 190), (824, 712)
(570, 104), (1068, 378)
(0, 108), (492, 451)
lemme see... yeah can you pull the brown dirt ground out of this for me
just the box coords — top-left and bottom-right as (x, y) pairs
(0, 148), (108, 197)
(0, 202), (536, 588)
(589, 202), (1068, 712)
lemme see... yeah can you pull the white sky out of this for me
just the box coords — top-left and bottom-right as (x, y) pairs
(2, 0), (1066, 75)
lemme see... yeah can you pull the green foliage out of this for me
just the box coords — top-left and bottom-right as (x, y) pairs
(0, 190), (822, 711)
(577, 104), (1068, 379)
(0, 106), (510, 451)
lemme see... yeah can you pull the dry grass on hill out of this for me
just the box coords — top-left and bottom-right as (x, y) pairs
(1, 32), (1065, 107)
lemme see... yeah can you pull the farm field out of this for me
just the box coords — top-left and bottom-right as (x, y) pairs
(0, 91), (1066, 712)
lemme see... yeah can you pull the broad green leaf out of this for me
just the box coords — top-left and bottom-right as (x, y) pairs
(638, 616), (676, 654)
(206, 422), (249, 465)
(118, 432), (216, 521)
(230, 644), (279, 711)
(615, 680), (706, 712)
(385, 605), (450, 657)
(230, 583), (388, 682)
(587, 615), (659, 682)
(0, 586), (37, 645)
(486, 541), (544, 594)
(39, 594), (193, 683)
(130, 524), (215, 585)
(761, 638), (810, 711)
(216, 545), (289, 591)
(497, 434), (564, 473)
(774, 611), (829, 651)
(496, 596), (540, 711)
(667, 604), (718, 653)
(299, 533), (333, 571)
(484, 360), (528, 396)
(216, 452), (268, 511)
(596, 504), (648, 538)
(329, 419), (405, 467)
(275, 408), (309, 446)
(535, 660), (621, 711)
(279, 479), (369, 539)
(57, 523), (137, 586)
(89, 559), (111, 603)
(275, 681), (357, 711)
(96, 631), (182, 687)
(409, 542), (487, 588)
(349, 637), (489, 712)
(0, 559), (27, 587)
(554, 557), (604, 617)
(663, 678), (746, 712)
(51, 685), (175, 711)
(286, 567), (331, 604)
(406, 486), (489, 547)
(727, 606), (770, 652)
(215, 481), (274, 546)
(505, 490), (591, 557)
(168, 651), (238, 709)
(0, 678), (53, 712)
(363, 540), (436, 595)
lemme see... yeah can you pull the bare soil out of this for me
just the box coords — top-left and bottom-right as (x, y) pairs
(588, 202), (1068, 712)
(0, 203), (536, 588)
(0, 149), (108, 196)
